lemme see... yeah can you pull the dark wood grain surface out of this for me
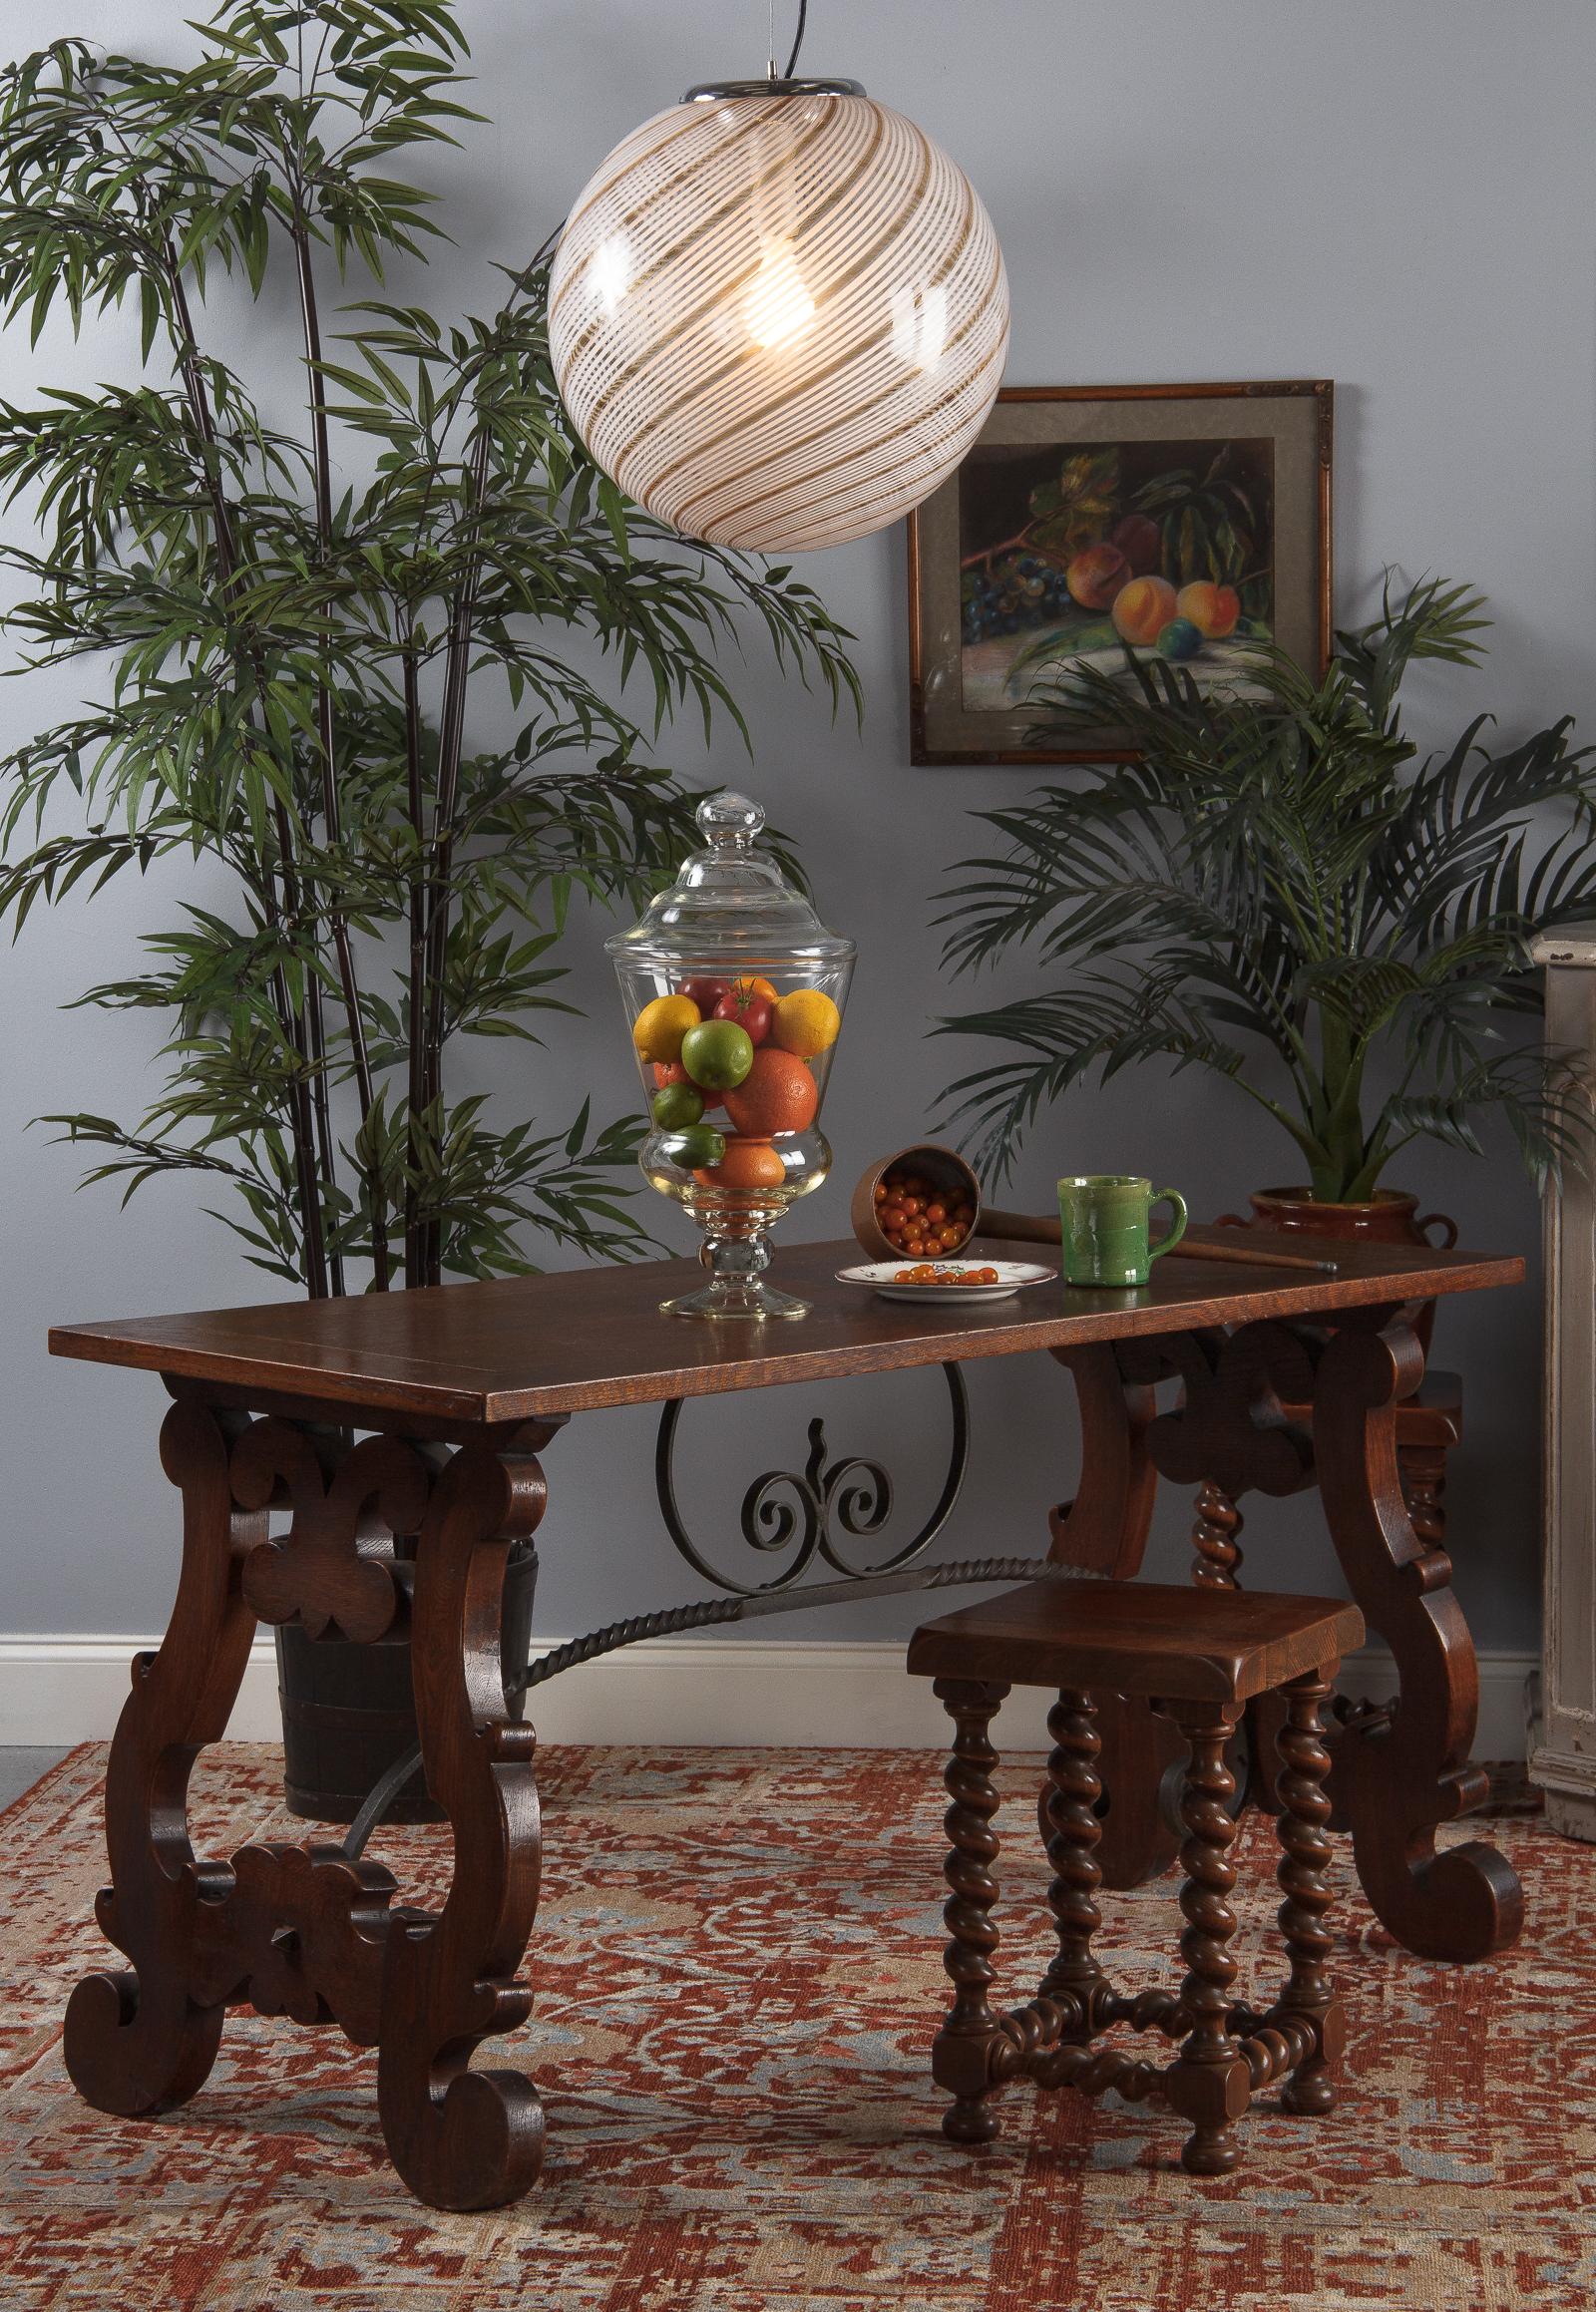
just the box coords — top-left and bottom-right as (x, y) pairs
(48, 1227), (1523, 1423)
(907, 1576), (1364, 1702)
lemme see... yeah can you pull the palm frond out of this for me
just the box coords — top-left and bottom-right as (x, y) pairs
(938, 572), (1594, 1198)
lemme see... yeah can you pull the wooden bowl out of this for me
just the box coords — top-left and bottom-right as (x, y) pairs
(850, 1143), (983, 1261)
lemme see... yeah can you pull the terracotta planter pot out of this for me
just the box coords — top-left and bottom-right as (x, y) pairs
(1221, 1187), (1458, 1356)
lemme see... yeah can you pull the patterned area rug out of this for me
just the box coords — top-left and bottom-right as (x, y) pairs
(0, 1741), (1586, 2311)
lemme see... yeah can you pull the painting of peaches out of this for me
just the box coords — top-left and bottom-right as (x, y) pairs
(908, 383), (1332, 765)
(956, 436), (1274, 712)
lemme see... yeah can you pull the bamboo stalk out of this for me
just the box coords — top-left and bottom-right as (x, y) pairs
(290, 197), (387, 1291)
(161, 237), (330, 1298)
(402, 651), (428, 1290)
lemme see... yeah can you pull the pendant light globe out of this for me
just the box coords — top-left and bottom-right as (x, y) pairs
(548, 77), (1009, 553)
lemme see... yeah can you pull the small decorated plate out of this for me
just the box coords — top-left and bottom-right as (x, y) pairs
(835, 1259), (1056, 1306)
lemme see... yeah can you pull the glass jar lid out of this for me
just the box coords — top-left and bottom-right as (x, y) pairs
(604, 790), (855, 966)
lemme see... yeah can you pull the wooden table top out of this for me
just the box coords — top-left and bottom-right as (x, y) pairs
(48, 1227), (1523, 1426)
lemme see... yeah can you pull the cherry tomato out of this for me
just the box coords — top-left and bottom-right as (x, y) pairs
(925, 1201), (946, 1224)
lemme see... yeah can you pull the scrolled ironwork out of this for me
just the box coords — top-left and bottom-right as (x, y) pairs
(341, 1362), (978, 1860)
(654, 1360), (969, 1595)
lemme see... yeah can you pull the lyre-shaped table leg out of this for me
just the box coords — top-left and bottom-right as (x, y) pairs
(64, 1398), (260, 2117)
(376, 1429), (553, 2211)
(1313, 1325), (1523, 1961)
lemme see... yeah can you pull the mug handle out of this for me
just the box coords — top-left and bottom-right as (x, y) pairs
(1147, 1188), (1189, 1261)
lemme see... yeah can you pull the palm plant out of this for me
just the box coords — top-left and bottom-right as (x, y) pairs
(0, 4), (857, 1295)
(936, 578), (1596, 1200)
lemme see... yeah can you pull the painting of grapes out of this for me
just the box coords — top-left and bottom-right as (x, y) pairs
(909, 383), (1332, 764)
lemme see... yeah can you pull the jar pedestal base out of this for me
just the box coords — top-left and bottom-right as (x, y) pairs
(660, 1279), (811, 1322)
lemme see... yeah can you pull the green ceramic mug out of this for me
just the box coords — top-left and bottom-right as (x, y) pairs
(1056, 1174), (1189, 1288)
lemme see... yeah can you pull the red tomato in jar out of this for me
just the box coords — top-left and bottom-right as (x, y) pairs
(678, 976), (730, 1015)
(712, 987), (772, 1044)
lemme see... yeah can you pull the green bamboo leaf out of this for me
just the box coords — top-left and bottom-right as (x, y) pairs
(0, 14), (859, 1290)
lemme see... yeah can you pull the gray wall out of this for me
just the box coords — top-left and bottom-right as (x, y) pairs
(4, 0), (1590, 1656)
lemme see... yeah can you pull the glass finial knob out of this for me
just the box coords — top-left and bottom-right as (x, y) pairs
(696, 790), (764, 847)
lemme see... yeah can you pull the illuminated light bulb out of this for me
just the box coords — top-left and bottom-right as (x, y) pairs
(745, 240), (816, 351)
(549, 77), (1009, 553)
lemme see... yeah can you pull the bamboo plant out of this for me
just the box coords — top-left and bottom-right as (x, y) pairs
(0, 3), (858, 1293)
(936, 578), (1596, 1198)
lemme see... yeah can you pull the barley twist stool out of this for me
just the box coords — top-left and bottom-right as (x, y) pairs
(908, 1579), (1365, 2176)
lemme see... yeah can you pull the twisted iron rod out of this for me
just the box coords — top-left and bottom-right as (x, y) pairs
(342, 1551), (1080, 1861)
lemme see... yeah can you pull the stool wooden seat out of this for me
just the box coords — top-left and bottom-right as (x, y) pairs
(908, 1578), (1365, 2176)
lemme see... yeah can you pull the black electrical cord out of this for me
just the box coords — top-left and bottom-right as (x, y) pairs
(783, 0), (808, 78)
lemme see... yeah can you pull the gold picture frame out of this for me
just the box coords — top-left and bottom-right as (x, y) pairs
(908, 380), (1334, 765)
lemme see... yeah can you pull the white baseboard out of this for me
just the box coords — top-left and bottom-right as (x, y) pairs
(0, 1633), (1537, 1758)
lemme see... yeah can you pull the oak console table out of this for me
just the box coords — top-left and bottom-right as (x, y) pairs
(50, 1226), (1523, 2210)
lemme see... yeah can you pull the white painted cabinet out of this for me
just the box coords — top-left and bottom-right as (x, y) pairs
(1531, 935), (1596, 1838)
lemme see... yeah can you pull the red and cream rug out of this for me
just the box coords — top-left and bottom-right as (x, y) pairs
(0, 1741), (1588, 2310)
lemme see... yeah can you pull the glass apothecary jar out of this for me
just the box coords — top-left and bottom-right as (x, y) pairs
(605, 791), (855, 1320)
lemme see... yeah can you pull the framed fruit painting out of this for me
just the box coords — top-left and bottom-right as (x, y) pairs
(907, 381), (1333, 764)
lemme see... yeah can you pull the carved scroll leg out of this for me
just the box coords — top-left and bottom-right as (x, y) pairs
(1314, 1326), (1523, 1962)
(376, 1426), (556, 2212)
(65, 1398), (259, 2118)
(1273, 1668), (1345, 2117)
(932, 1677), (1010, 2146)
(1163, 1703), (1252, 2177)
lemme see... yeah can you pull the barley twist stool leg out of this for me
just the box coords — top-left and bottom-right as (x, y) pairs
(1039, 1689), (1106, 2025)
(1164, 1702), (1252, 2176)
(1190, 1482), (1244, 1587)
(932, 1677), (1010, 2145)
(1274, 1665), (1344, 2117)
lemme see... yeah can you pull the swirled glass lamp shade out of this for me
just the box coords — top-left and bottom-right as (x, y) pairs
(548, 78), (1010, 553)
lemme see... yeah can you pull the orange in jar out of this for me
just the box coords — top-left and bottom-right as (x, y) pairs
(696, 1136), (786, 1193)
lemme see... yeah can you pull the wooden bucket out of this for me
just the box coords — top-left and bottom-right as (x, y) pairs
(276, 1539), (539, 1823)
